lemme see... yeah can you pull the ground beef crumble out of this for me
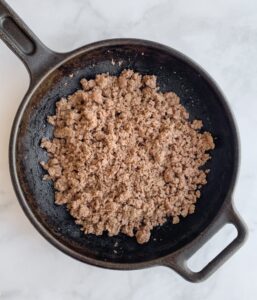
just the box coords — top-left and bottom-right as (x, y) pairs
(40, 70), (215, 244)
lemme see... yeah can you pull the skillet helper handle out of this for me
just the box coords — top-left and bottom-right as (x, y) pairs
(163, 202), (247, 282)
(0, 0), (60, 81)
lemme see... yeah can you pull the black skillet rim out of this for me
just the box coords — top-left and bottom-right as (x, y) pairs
(9, 38), (240, 270)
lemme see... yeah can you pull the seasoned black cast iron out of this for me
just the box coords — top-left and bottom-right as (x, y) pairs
(0, 0), (247, 282)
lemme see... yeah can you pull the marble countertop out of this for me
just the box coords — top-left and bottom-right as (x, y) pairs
(0, 0), (256, 299)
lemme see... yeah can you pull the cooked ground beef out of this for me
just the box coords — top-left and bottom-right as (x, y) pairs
(40, 70), (215, 244)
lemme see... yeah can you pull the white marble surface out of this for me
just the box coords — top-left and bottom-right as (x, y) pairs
(0, 0), (256, 299)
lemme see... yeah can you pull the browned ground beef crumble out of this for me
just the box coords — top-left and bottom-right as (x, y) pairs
(40, 70), (215, 244)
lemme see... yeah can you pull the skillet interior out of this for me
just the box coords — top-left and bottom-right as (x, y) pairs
(13, 41), (238, 265)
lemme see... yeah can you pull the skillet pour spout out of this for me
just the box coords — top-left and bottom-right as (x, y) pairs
(0, 0), (247, 282)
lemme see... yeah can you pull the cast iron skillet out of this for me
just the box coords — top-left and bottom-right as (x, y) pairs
(0, 0), (247, 282)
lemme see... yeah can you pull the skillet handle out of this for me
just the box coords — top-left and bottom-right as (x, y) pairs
(0, 0), (62, 82)
(162, 202), (247, 282)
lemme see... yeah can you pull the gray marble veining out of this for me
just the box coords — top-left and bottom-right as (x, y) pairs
(0, 0), (256, 299)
